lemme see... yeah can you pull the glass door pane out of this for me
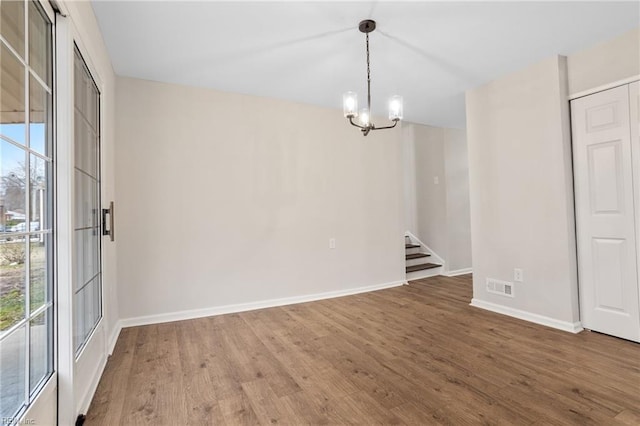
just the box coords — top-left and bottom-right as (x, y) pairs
(73, 47), (101, 354)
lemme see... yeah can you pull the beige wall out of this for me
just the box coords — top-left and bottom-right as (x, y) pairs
(413, 124), (448, 256)
(466, 55), (580, 325)
(568, 27), (640, 95)
(444, 128), (472, 271)
(402, 123), (472, 272)
(115, 77), (405, 321)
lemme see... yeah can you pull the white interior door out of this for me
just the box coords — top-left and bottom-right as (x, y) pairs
(571, 84), (640, 342)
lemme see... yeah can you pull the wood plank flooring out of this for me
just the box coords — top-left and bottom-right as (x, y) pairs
(86, 275), (640, 425)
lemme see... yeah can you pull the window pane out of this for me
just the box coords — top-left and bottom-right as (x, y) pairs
(74, 229), (99, 290)
(29, 154), (47, 229)
(86, 82), (99, 130)
(93, 278), (101, 325)
(74, 289), (84, 352)
(29, 234), (47, 312)
(0, 324), (26, 418)
(0, 238), (26, 331)
(74, 59), (86, 114)
(74, 171), (98, 230)
(74, 48), (101, 356)
(0, 0), (25, 59)
(74, 113), (97, 178)
(28, 1), (51, 86)
(0, 43), (26, 145)
(1, 139), (26, 234)
(29, 75), (50, 155)
(29, 307), (51, 393)
(83, 278), (94, 339)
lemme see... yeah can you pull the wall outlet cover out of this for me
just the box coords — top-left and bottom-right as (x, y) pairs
(514, 268), (523, 282)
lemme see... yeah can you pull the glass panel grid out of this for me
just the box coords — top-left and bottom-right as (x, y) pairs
(73, 46), (102, 355)
(0, 1), (53, 421)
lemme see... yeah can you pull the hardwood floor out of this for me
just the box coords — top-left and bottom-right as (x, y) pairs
(86, 275), (640, 425)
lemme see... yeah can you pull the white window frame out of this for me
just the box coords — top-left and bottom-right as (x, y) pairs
(4, 1), (59, 425)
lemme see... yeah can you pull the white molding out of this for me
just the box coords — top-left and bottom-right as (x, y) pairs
(569, 75), (640, 100)
(470, 298), (583, 334)
(444, 268), (473, 277)
(107, 321), (122, 355)
(121, 280), (407, 328)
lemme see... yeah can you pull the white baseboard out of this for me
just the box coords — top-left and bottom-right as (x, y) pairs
(107, 321), (122, 355)
(120, 280), (407, 328)
(470, 298), (583, 334)
(444, 268), (473, 277)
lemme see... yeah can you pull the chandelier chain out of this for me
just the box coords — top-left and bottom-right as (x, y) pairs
(366, 32), (371, 116)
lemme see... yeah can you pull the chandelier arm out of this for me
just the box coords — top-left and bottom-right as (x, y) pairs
(348, 116), (368, 130)
(370, 120), (399, 131)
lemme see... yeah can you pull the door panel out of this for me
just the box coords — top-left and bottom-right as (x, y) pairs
(588, 141), (623, 213)
(571, 84), (640, 342)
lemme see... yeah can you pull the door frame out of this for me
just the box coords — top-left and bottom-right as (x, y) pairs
(55, 12), (109, 426)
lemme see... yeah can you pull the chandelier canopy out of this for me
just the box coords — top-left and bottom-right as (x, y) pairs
(343, 20), (403, 136)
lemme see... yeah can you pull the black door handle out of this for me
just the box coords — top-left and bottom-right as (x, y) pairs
(102, 201), (114, 242)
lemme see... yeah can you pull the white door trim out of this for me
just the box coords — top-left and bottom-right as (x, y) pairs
(569, 75), (640, 101)
(55, 14), (76, 426)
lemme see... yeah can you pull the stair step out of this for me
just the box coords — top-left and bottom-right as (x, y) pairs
(406, 263), (441, 273)
(405, 244), (420, 249)
(406, 252), (431, 260)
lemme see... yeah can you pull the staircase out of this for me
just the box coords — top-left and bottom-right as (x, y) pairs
(405, 235), (442, 280)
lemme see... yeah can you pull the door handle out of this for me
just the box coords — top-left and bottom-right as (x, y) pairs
(102, 201), (115, 242)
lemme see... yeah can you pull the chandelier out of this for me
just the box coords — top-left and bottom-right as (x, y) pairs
(343, 20), (403, 136)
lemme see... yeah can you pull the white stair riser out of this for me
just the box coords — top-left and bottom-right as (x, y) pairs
(405, 246), (423, 255)
(406, 266), (442, 281)
(405, 256), (433, 267)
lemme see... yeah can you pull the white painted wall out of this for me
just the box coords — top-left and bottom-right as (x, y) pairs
(402, 123), (472, 273)
(567, 27), (639, 95)
(115, 77), (405, 322)
(466, 55), (580, 327)
(444, 128), (472, 272)
(413, 125), (448, 257)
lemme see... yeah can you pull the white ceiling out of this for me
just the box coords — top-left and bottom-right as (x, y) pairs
(91, 1), (639, 128)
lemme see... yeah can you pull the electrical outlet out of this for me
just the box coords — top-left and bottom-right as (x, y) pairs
(329, 238), (336, 249)
(434, 176), (439, 185)
(514, 268), (523, 282)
